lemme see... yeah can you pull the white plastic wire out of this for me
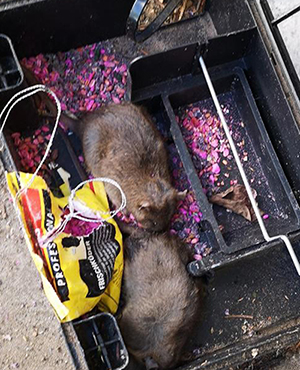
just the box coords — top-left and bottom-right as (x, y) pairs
(68, 177), (126, 219)
(0, 84), (127, 246)
(0, 84), (62, 201)
(199, 56), (300, 276)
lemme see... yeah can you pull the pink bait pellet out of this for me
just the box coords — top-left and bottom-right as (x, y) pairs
(193, 254), (202, 261)
(21, 44), (128, 115)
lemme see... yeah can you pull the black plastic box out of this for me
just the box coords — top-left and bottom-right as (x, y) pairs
(1, 1), (300, 369)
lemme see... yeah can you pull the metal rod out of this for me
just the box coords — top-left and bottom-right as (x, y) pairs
(271, 5), (300, 25)
(199, 56), (300, 276)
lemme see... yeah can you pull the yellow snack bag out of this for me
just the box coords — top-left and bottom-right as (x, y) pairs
(6, 172), (124, 322)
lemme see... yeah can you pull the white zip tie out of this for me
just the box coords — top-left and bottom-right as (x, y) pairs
(199, 56), (300, 276)
(0, 84), (127, 246)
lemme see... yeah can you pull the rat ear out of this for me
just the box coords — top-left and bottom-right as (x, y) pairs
(177, 189), (187, 201)
(138, 201), (150, 211)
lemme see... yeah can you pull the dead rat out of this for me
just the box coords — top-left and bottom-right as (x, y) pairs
(25, 68), (186, 233)
(119, 232), (203, 369)
(76, 103), (186, 232)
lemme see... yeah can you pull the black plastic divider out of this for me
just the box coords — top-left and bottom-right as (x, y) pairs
(130, 43), (200, 95)
(163, 95), (222, 253)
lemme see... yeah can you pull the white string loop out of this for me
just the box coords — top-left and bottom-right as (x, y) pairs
(0, 84), (127, 246)
(0, 84), (62, 202)
(40, 177), (127, 246)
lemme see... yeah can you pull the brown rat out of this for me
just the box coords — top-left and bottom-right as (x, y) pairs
(22, 67), (185, 232)
(119, 233), (202, 369)
(56, 104), (185, 232)
(79, 103), (185, 232)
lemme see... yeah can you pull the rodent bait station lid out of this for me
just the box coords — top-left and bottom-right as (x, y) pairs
(1, 0), (300, 369)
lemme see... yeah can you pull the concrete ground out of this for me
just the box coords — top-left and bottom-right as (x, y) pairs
(1, 1), (300, 370)
(0, 164), (74, 370)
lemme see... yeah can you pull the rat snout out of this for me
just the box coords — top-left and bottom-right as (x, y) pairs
(139, 218), (164, 232)
(146, 219), (169, 233)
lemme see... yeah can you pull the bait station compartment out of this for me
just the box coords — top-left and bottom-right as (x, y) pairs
(129, 28), (300, 270)
(167, 68), (300, 254)
(1, 0), (300, 369)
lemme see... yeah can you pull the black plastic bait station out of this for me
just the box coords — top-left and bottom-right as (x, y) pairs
(1, 0), (300, 369)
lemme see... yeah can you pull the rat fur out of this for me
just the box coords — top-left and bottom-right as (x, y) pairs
(119, 232), (202, 369)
